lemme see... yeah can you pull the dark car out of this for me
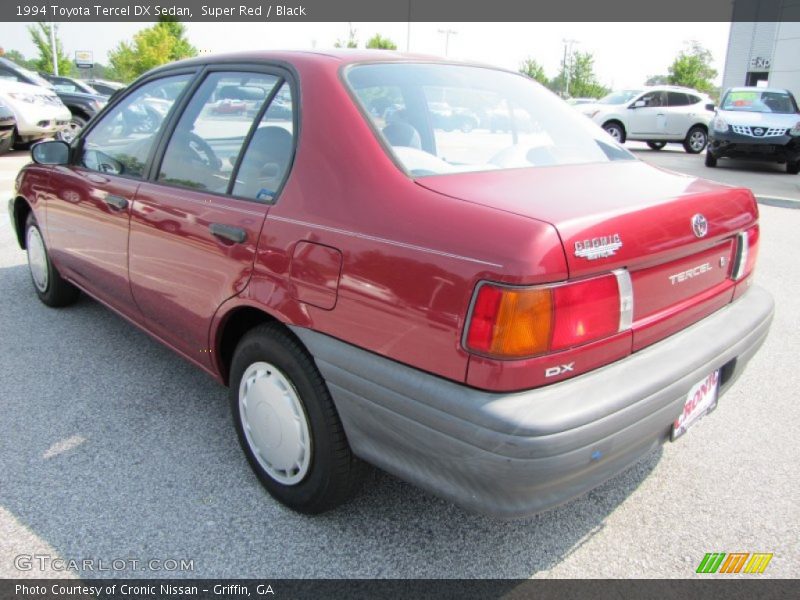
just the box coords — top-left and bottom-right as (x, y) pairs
(85, 79), (126, 97)
(0, 98), (16, 154)
(706, 87), (800, 174)
(39, 73), (105, 97)
(0, 58), (106, 143)
(9, 51), (773, 518)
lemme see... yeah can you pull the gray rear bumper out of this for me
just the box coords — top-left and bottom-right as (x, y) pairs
(290, 285), (774, 518)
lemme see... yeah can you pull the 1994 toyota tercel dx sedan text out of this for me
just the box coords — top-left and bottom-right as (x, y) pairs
(9, 51), (774, 518)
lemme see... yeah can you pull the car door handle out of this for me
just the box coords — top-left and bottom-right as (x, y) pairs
(209, 223), (247, 244)
(104, 194), (129, 210)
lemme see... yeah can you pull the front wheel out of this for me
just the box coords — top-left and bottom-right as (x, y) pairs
(683, 126), (708, 154)
(57, 115), (87, 144)
(25, 213), (80, 307)
(229, 323), (366, 514)
(603, 122), (625, 143)
(705, 150), (717, 167)
(647, 141), (667, 150)
(787, 161), (799, 175)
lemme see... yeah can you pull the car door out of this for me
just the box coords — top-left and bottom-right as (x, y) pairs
(128, 68), (295, 366)
(46, 73), (194, 314)
(627, 91), (667, 137)
(665, 92), (694, 137)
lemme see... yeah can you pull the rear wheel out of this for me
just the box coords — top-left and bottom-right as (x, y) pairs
(229, 323), (366, 514)
(647, 141), (667, 150)
(683, 126), (708, 154)
(704, 150), (717, 167)
(787, 161), (799, 175)
(25, 213), (80, 307)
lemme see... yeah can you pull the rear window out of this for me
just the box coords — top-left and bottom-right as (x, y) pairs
(345, 63), (634, 177)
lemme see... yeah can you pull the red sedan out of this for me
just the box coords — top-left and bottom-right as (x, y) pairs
(9, 51), (774, 518)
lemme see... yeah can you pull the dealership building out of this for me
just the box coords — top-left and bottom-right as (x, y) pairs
(722, 4), (800, 97)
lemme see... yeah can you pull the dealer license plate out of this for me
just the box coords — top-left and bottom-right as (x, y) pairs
(671, 370), (720, 440)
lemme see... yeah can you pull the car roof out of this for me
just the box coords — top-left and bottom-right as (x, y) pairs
(148, 49), (510, 78)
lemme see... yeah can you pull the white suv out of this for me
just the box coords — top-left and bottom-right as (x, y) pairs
(579, 86), (715, 153)
(0, 79), (70, 147)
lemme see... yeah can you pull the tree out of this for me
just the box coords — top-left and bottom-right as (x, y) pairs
(109, 19), (197, 82)
(667, 41), (717, 94)
(645, 74), (669, 86)
(518, 58), (549, 87)
(0, 49), (37, 70)
(366, 34), (397, 50)
(28, 23), (72, 75)
(334, 23), (358, 49)
(551, 50), (609, 98)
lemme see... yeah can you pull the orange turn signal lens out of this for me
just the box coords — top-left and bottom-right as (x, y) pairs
(465, 284), (553, 358)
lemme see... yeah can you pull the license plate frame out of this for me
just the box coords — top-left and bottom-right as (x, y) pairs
(671, 369), (720, 441)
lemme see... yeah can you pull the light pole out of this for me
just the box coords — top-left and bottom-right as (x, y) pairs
(50, 23), (58, 75)
(562, 38), (579, 97)
(437, 28), (458, 57)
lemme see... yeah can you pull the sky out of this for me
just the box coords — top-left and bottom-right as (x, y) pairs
(0, 21), (731, 89)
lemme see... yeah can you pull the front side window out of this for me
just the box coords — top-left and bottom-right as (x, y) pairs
(157, 71), (281, 193)
(638, 91), (666, 107)
(80, 74), (191, 178)
(346, 63), (634, 177)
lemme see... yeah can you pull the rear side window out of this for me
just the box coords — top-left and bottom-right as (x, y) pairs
(157, 71), (282, 193)
(667, 92), (692, 107)
(80, 74), (191, 178)
(231, 82), (295, 201)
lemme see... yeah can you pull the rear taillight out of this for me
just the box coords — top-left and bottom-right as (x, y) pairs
(733, 225), (759, 280)
(464, 271), (631, 359)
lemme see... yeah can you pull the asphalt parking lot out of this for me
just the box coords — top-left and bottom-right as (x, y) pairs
(0, 147), (798, 579)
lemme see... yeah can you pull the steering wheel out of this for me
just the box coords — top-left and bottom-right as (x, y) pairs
(176, 131), (223, 171)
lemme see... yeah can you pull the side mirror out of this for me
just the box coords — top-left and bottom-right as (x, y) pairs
(632, 100), (646, 108)
(705, 103), (715, 111)
(31, 140), (70, 165)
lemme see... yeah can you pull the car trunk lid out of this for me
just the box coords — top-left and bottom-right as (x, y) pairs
(417, 160), (758, 351)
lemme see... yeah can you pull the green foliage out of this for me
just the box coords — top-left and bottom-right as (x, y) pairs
(552, 51), (609, 98)
(28, 23), (73, 75)
(667, 41), (717, 94)
(109, 20), (197, 82)
(366, 34), (397, 50)
(334, 23), (358, 49)
(1, 49), (37, 70)
(645, 74), (669, 86)
(518, 58), (549, 86)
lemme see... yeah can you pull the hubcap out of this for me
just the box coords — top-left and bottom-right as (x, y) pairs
(239, 362), (311, 485)
(59, 120), (82, 144)
(26, 225), (49, 293)
(690, 131), (707, 151)
(606, 126), (622, 141)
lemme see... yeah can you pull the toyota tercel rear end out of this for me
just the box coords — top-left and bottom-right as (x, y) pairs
(11, 51), (773, 518)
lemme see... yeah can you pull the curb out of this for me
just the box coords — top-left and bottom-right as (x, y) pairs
(756, 196), (800, 209)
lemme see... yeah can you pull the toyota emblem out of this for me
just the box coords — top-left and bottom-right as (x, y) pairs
(692, 214), (708, 238)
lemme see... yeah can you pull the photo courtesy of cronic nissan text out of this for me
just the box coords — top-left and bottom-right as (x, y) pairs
(0, 0), (797, 598)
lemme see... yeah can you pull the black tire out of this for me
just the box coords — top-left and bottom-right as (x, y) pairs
(0, 134), (12, 155)
(705, 150), (717, 167)
(647, 141), (667, 150)
(787, 161), (799, 175)
(24, 212), (80, 307)
(683, 126), (708, 154)
(603, 122), (625, 143)
(229, 323), (366, 514)
(12, 129), (33, 151)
